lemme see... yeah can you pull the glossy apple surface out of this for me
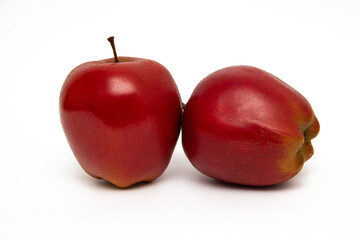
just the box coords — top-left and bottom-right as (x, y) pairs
(60, 57), (182, 188)
(182, 66), (320, 186)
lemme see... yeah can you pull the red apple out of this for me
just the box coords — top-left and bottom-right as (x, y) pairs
(182, 66), (320, 186)
(60, 37), (182, 188)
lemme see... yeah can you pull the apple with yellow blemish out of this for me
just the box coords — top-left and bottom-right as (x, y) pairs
(182, 66), (320, 186)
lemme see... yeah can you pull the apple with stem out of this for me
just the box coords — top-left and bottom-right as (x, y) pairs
(182, 66), (320, 186)
(60, 37), (182, 188)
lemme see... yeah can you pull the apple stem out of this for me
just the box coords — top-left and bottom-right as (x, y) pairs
(107, 36), (119, 63)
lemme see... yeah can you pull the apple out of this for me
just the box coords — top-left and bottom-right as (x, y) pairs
(182, 66), (320, 186)
(60, 37), (182, 188)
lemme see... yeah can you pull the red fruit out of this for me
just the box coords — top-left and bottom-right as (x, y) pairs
(182, 66), (320, 186)
(60, 37), (182, 188)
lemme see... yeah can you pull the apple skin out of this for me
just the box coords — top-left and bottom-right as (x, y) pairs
(182, 66), (320, 186)
(60, 57), (182, 188)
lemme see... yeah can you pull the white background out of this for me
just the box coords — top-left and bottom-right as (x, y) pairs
(1, 0), (359, 239)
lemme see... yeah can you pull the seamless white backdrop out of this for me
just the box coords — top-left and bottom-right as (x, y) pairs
(1, 0), (359, 239)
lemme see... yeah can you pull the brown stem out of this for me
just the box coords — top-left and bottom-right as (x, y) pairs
(107, 36), (119, 63)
